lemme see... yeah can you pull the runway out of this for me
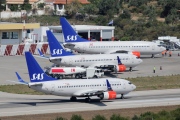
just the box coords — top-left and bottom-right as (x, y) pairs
(0, 51), (180, 117)
(0, 51), (180, 85)
(0, 89), (180, 117)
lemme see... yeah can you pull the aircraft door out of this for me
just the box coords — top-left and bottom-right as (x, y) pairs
(123, 82), (126, 89)
(69, 58), (73, 65)
(131, 56), (134, 64)
(51, 84), (55, 93)
(152, 44), (155, 50)
(83, 43), (86, 52)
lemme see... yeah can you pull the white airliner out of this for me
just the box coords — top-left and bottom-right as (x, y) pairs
(44, 30), (142, 72)
(11, 52), (136, 102)
(60, 17), (166, 58)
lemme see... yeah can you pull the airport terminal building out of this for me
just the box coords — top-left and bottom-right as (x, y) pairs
(48, 25), (115, 42)
(0, 22), (115, 45)
(0, 22), (40, 45)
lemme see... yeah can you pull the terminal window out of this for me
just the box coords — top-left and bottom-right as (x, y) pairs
(2, 32), (18, 39)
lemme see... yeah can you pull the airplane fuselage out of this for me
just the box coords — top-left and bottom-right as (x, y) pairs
(29, 78), (136, 97)
(64, 41), (166, 55)
(49, 54), (142, 68)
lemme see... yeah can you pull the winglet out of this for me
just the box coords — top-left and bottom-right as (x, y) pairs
(15, 72), (28, 85)
(117, 56), (122, 65)
(106, 79), (113, 91)
(37, 49), (49, 58)
(60, 17), (89, 43)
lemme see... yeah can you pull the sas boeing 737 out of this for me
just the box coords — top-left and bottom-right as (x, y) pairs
(45, 30), (142, 72)
(60, 17), (166, 58)
(10, 52), (136, 102)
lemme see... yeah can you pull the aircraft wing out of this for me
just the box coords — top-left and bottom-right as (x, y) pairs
(63, 43), (75, 47)
(104, 49), (131, 54)
(88, 63), (117, 68)
(73, 89), (105, 96)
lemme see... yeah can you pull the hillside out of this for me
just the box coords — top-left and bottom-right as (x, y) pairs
(1, 0), (180, 41)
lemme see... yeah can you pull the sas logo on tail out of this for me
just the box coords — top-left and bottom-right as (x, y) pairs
(66, 35), (78, 41)
(52, 49), (63, 55)
(31, 73), (44, 80)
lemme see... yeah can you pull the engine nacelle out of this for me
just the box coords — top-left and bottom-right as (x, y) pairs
(115, 65), (126, 72)
(132, 51), (141, 58)
(99, 91), (117, 100)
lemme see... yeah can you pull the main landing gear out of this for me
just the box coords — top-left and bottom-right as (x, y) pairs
(151, 54), (155, 58)
(70, 96), (77, 101)
(85, 97), (91, 102)
(120, 94), (124, 99)
(70, 96), (92, 102)
(129, 67), (132, 72)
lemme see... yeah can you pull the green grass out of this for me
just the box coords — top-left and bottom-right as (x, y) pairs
(127, 75), (180, 91)
(0, 75), (180, 95)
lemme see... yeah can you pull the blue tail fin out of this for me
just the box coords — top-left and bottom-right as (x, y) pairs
(117, 56), (122, 65)
(25, 52), (57, 82)
(46, 30), (74, 57)
(60, 17), (89, 43)
(106, 79), (113, 91)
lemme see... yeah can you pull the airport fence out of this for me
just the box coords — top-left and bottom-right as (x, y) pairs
(0, 43), (50, 56)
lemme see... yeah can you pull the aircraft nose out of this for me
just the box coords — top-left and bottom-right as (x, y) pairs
(162, 46), (166, 51)
(132, 84), (136, 90)
(138, 59), (143, 63)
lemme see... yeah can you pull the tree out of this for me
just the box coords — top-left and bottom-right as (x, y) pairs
(10, 5), (19, 11)
(20, 0), (32, 11)
(98, 0), (121, 15)
(65, 0), (82, 18)
(119, 9), (131, 19)
(38, 3), (45, 9)
(0, 0), (6, 12)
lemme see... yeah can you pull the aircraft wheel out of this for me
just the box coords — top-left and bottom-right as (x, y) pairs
(120, 94), (124, 99)
(151, 54), (155, 58)
(85, 98), (91, 102)
(75, 74), (80, 79)
(70, 96), (77, 101)
(54, 74), (58, 79)
(59, 75), (63, 79)
(93, 75), (98, 78)
(129, 67), (132, 72)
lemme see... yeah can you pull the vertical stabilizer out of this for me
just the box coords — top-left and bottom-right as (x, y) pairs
(25, 52), (57, 82)
(60, 17), (89, 42)
(46, 30), (74, 57)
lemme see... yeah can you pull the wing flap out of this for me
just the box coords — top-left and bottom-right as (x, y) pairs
(73, 89), (104, 96)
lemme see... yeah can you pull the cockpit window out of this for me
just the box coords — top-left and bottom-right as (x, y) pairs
(128, 82), (132, 84)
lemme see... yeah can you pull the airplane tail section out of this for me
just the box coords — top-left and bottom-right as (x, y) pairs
(117, 56), (122, 65)
(46, 30), (74, 57)
(25, 52), (57, 82)
(60, 17), (89, 43)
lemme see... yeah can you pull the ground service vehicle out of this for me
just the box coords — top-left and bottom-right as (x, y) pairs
(45, 66), (104, 79)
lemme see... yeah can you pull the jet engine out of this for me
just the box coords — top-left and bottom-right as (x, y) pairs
(114, 64), (126, 72)
(132, 51), (141, 58)
(99, 91), (117, 100)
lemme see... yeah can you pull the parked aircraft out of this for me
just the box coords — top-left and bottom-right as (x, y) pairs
(11, 52), (136, 102)
(45, 30), (142, 72)
(60, 17), (166, 58)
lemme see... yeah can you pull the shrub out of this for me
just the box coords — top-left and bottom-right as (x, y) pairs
(92, 114), (107, 120)
(55, 116), (67, 120)
(110, 114), (129, 120)
(71, 114), (84, 120)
